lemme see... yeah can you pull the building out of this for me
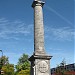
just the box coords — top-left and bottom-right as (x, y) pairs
(66, 63), (75, 71)
(51, 63), (75, 75)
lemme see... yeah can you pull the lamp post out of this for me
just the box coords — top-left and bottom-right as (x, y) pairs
(0, 50), (3, 64)
(0, 50), (3, 65)
(0, 50), (4, 74)
(0, 50), (3, 57)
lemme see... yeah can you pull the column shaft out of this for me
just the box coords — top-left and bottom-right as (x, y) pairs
(34, 3), (45, 55)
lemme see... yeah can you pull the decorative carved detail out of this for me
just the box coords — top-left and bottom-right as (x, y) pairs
(38, 61), (48, 73)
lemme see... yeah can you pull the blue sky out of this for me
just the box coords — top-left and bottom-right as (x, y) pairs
(0, 0), (74, 68)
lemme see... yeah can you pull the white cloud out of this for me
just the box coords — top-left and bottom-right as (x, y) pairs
(45, 26), (74, 41)
(0, 18), (74, 41)
(0, 18), (33, 40)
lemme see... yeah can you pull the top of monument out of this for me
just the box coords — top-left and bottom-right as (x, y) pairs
(34, 0), (45, 2)
(32, 0), (45, 7)
(34, 0), (45, 4)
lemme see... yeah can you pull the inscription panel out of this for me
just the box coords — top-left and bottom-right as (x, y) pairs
(38, 61), (48, 73)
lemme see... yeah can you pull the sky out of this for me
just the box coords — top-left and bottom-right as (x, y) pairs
(0, 0), (74, 68)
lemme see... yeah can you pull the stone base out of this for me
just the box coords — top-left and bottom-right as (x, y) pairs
(29, 54), (52, 75)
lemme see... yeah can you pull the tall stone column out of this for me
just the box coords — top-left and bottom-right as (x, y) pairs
(29, 0), (52, 75)
(33, 0), (45, 55)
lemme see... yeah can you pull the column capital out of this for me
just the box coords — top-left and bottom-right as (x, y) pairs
(32, 1), (45, 8)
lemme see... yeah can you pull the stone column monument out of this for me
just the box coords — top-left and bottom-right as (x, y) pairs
(29, 0), (52, 75)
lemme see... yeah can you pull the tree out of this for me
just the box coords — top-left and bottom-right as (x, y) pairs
(60, 59), (66, 66)
(55, 59), (66, 75)
(0, 56), (9, 69)
(18, 54), (29, 64)
(2, 64), (14, 75)
(15, 54), (30, 75)
(0, 56), (14, 75)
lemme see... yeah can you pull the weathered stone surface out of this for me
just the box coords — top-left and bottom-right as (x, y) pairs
(34, 4), (45, 55)
(29, 55), (52, 75)
(29, 0), (52, 75)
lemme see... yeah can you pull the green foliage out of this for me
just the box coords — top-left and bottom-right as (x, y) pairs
(60, 59), (66, 66)
(0, 56), (9, 69)
(2, 64), (14, 75)
(17, 69), (30, 75)
(15, 54), (30, 75)
(0, 55), (14, 75)
(18, 54), (29, 64)
(55, 59), (66, 75)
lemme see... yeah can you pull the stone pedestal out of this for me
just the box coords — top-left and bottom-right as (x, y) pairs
(29, 0), (52, 75)
(29, 55), (52, 75)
